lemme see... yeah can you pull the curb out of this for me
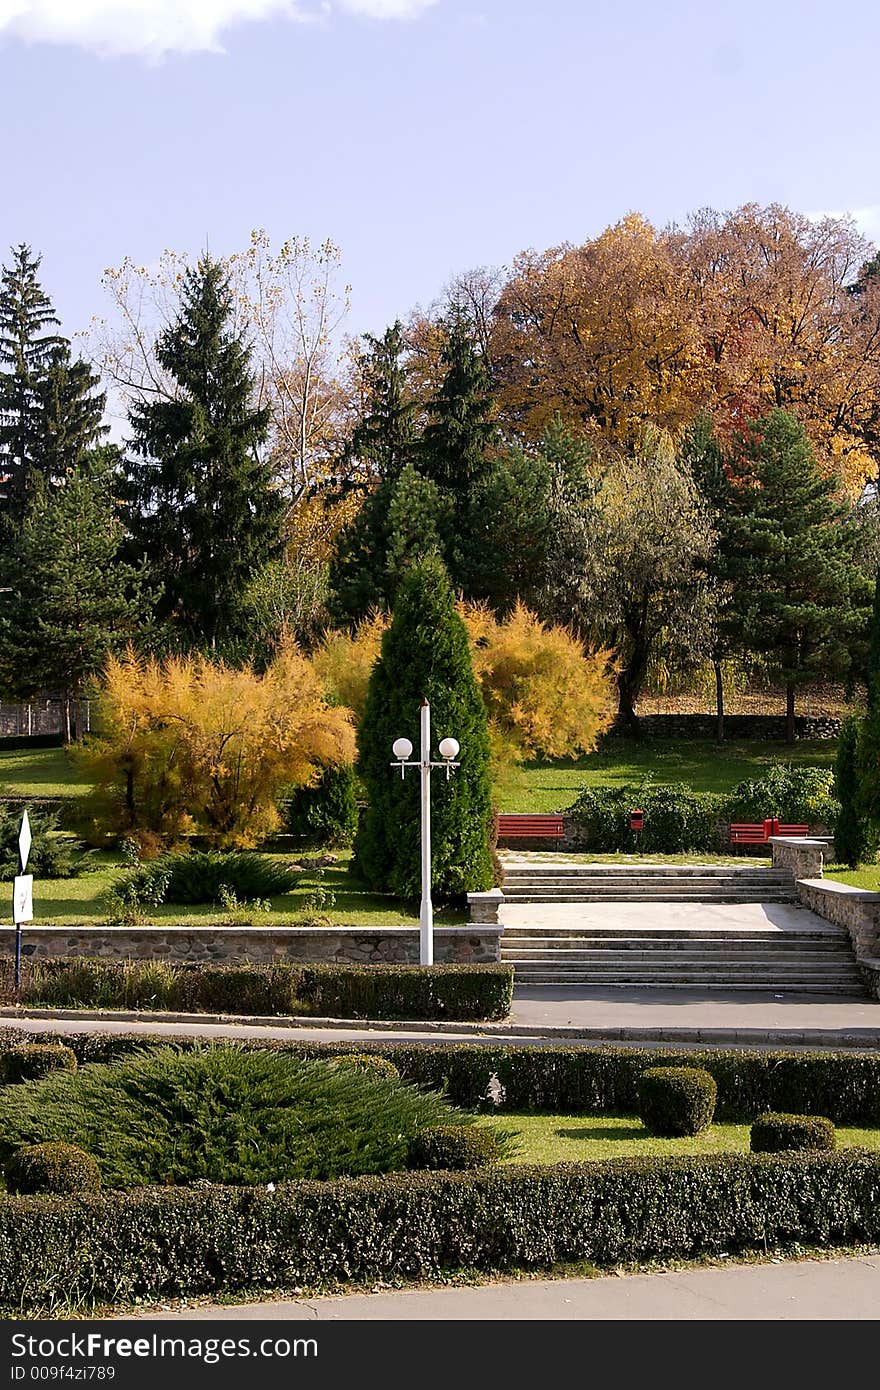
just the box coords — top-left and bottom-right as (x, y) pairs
(1, 1007), (880, 1050)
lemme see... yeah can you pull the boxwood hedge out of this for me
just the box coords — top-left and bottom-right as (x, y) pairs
(1, 1151), (878, 1315)
(2, 960), (513, 1023)
(3, 1036), (879, 1126)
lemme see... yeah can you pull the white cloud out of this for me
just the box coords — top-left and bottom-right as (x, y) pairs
(0, 0), (438, 59)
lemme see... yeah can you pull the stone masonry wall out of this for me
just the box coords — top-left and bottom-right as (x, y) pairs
(0, 925), (502, 966)
(795, 880), (880, 961)
(606, 713), (840, 740)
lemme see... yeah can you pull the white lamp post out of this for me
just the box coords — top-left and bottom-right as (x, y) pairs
(390, 699), (460, 965)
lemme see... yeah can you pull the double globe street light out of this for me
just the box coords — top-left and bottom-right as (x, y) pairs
(391, 699), (460, 965)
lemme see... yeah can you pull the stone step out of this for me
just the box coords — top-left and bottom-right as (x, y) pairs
(500, 943), (853, 958)
(500, 926), (846, 940)
(500, 893), (797, 904)
(510, 977), (864, 993)
(503, 952), (857, 968)
(501, 866), (786, 879)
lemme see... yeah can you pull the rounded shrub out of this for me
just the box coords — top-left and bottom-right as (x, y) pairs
(0, 1046), (469, 1187)
(331, 1053), (401, 1081)
(408, 1123), (505, 1170)
(5, 1142), (102, 1195)
(287, 764), (360, 847)
(637, 1066), (717, 1137)
(0, 1044), (78, 1085)
(750, 1113), (836, 1153)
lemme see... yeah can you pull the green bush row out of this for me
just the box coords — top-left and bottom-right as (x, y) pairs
(567, 764), (838, 853)
(5, 1037), (878, 1125)
(0, 960), (514, 1023)
(2, 1151), (878, 1314)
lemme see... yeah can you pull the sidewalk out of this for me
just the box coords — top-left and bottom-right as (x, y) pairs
(137, 1253), (880, 1320)
(2, 983), (879, 1049)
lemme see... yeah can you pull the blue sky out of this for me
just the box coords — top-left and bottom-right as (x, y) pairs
(2, 0), (879, 345)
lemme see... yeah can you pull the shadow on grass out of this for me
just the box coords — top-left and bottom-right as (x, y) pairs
(555, 1125), (647, 1143)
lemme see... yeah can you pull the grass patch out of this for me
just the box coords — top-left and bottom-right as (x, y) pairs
(824, 862), (880, 891)
(0, 849), (467, 927)
(0, 747), (92, 800)
(495, 739), (837, 812)
(479, 1113), (880, 1163)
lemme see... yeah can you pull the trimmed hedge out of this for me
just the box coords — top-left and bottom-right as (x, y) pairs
(0, 1043), (78, 1084)
(408, 1124), (505, 1170)
(6, 960), (514, 1023)
(4, 1037), (878, 1126)
(5, 1143), (101, 1195)
(637, 1067), (717, 1137)
(331, 1053), (401, 1080)
(751, 1114), (837, 1154)
(1, 1151), (878, 1314)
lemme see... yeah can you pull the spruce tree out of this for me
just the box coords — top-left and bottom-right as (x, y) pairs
(121, 256), (284, 649)
(719, 409), (870, 742)
(835, 715), (870, 868)
(420, 318), (496, 594)
(0, 471), (148, 741)
(680, 413), (732, 741)
(355, 554), (494, 898)
(328, 323), (420, 623)
(38, 343), (107, 482)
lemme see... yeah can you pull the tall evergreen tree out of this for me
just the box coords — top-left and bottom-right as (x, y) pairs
(0, 471), (148, 741)
(328, 322), (420, 624)
(719, 409), (871, 742)
(0, 246), (107, 516)
(347, 320), (418, 484)
(856, 572), (880, 832)
(121, 256), (284, 649)
(680, 412), (733, 741)
(420, 318), (496, 593)
(355, 554), (494, 898)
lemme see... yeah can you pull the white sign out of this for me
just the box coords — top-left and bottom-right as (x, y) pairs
(18, 810), (31, 874)
(13, 875), (33, 924)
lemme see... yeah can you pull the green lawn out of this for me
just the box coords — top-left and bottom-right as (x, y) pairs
(0, 849), (467, 928)
(479, 1112), (880, 1162)
(2, 738), (838, 814)
(494, 739), (838, 812)
(0, 747), (92, 799)
(824, 863), (880, 892)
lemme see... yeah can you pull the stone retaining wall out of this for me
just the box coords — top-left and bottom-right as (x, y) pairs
(0, 925), (503, 966)
(796, 880), (880, 961)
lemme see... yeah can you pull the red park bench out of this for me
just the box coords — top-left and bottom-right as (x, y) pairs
(729, 818), (809, 846)
(496, 813), (565, 846)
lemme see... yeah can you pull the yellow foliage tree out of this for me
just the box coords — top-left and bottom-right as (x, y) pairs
(78, 647), (356, 849)
(462, 602), (616, 761)
(311, 612), (389, 722)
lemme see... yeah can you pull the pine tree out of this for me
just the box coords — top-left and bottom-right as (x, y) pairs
(0, 247), (107, 517)
(328, 324), (421, 624)
(0, 245), (62, 514)
(121, 256), (284, 649)
(355, 554), (494, 898)
(835, 715), (870, 868)
(857, 572), (880, 832)
(420, 318), (496, 594)
(720, 410), (871, 742)
(0, 471), (148, 741)
(347, 321), (417, 484)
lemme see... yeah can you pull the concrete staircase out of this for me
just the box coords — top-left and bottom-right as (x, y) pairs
(501, 862), (797, 903)
(498, 862), (864, 992)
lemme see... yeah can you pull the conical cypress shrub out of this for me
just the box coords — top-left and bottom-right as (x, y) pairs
(355, 554), (494, 898)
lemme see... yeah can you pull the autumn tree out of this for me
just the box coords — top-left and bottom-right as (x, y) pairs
(120, 255), (285, 650)
(719, 410), (871, 741)
(77, 646), (355, 849)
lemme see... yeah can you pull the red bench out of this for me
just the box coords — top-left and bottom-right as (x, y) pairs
(729, 820), (809, 845)
(496, 813), (564, 845)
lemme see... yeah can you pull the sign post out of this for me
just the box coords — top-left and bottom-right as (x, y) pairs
(13, 810), (32, 992)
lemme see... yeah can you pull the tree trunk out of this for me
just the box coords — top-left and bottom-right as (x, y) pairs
(63, 696), (72, 746)
(616, 671), (642, 739)
(714, 659), (725, 744)
(786, 683), (796, 744)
